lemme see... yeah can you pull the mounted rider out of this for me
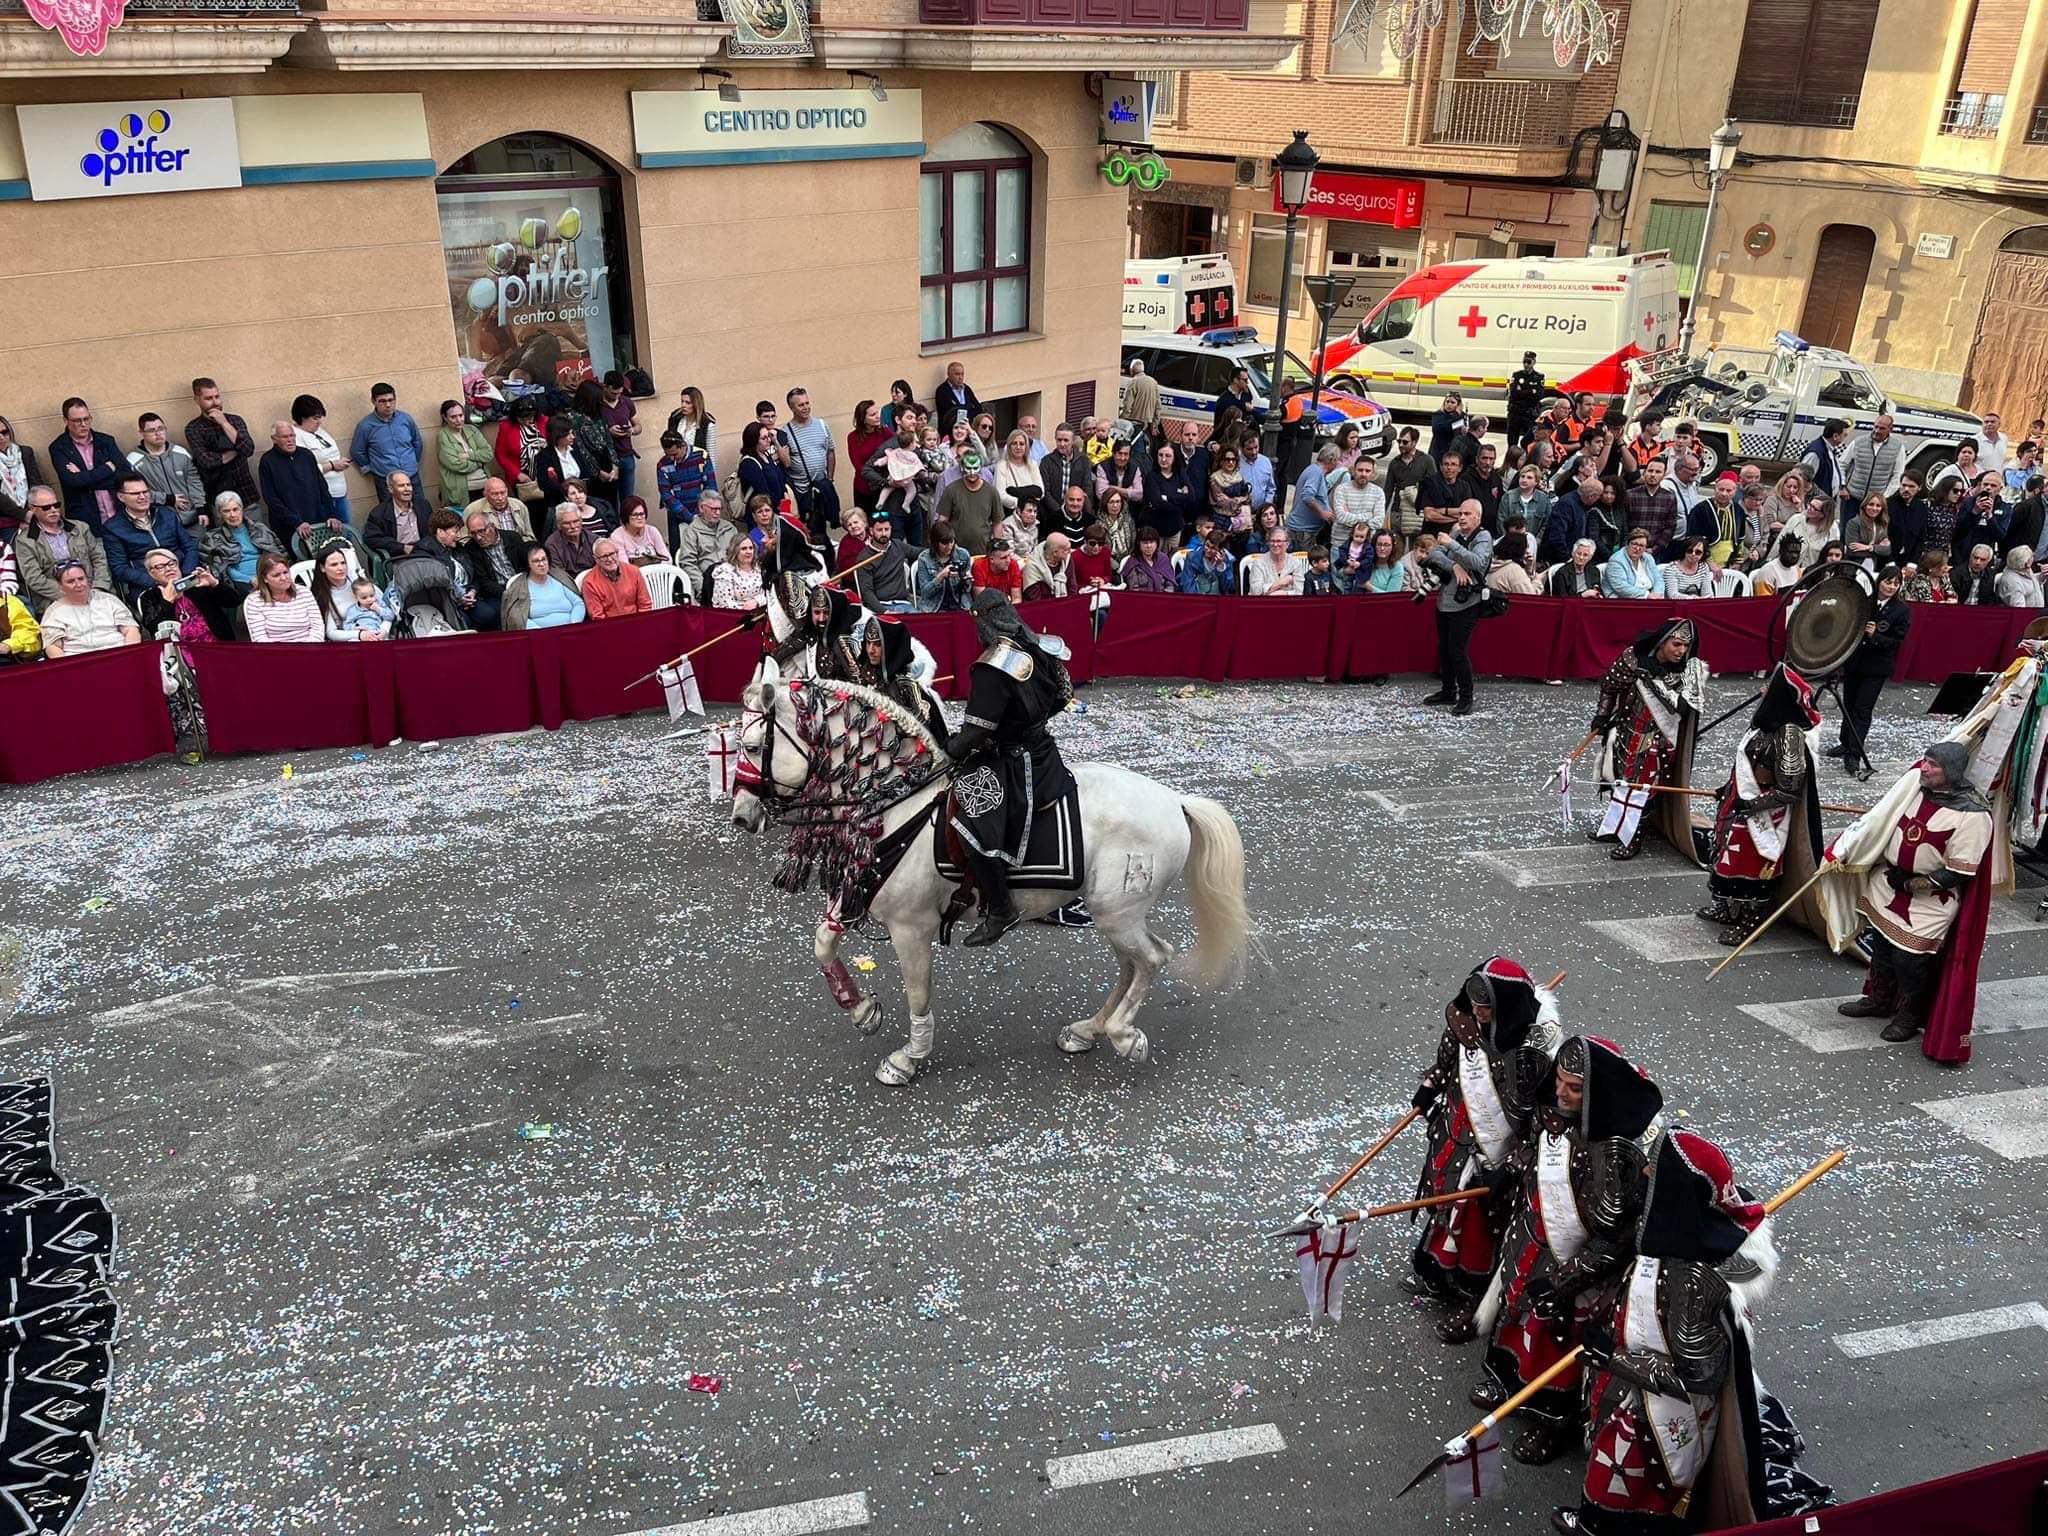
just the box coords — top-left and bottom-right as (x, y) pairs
(769, 567), (854, 674)
(948, 589), (1076, 947)
(831, 612), (950, 749)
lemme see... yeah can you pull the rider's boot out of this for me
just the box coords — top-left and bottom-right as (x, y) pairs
(963, 854), (1019, 947)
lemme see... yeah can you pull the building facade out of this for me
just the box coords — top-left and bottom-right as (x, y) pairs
(1616, 0), (2048, 419)
(1135, 0), (1628, 346)
(0, 0), (1288, 507)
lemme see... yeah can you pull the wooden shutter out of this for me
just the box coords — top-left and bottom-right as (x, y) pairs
(1729, 0), (1810, 111)
(1799, 0), (1882, 113)
(1065, 380), (1098, 425)
(1956, 0), (2027, 93)
(1642, 201), (1709, 297)
(1797, 224), (1876, 352)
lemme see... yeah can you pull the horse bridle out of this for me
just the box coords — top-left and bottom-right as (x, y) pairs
(734, 681), (812, 808)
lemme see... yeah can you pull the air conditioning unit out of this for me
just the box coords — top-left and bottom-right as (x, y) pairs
(1234, 156), (1271, 190)
(1588, 242), (1618, 257)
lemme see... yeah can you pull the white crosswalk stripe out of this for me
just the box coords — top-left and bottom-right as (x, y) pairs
(1738, 976), (2048, 1054)
(1835, 1304), (2048, 1358)
(619, 1492), (870, 1536)
(1915, 1085), (2048, 1160)
(1045, 1425), (1287, 1490)
(1472, 842), (1698, 888)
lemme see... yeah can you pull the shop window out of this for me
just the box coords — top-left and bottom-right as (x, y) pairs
(436, 132), (637, 406)
(1241, 0), (1304, 76)
(920, 122), (1033, 346)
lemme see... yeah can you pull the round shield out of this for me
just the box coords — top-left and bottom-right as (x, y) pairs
(2023, 615), (2048, 642)
(1782, 564), (1876, 677)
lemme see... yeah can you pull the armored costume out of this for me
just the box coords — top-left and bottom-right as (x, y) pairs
(1408, 958), (1562, 1334)
(829, 613), (950, 750)
(947, 590), (1075, 946)
(769, 571), (855, 673)
(1700, 665), (1824, 944)
(1591, 619), (1709, 861)
(1475, 1035), (1663, 1466)
(1838, 740), (1994, 1046)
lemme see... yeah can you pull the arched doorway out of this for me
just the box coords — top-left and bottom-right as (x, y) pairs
(1796, 223), (1875, 351)
(919, 122), (1034, 346)
(435, 132), (638, 404)
(1962, 225), (2048, 425)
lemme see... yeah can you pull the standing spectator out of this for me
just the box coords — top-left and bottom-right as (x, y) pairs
(531, 417), (586, 526)
(995, 431), (1042, 515)
(494, 395), (548, 501)
(504, 544), (586, 629)
(1238, 434), (1277, 519)
(348, 383), (424, 503)
(48, 398), (124, 526)
(260, 421), (339, 548)
(1506, 351), (1545, 445)
(1286, 443), (1343, 550)
(1601, 527), (1660, 599)
(103, 472), (198, 596)
(15, 487), (111, 614)
(1886, 470), (1929, 564)
(778, 385), (837, 541)
(1996, 546), (2043, 606)
(674, 490), (738, 597)
(1123, 357), (1161, 434)
(1081, 417), (1117, 467)
(1244, 529), (1299, 596)
(1756, 469), (1807, 543)
(291, 395), (354, 524)
(879, 379), (918, 430)
(437, 399), (493, 512)
(1022, 532), (1075, 600)
(1208, 444), (1253, 538)
(1840, 413), (1904, 511)
(934, 452), (1000, 555)
(545, 501), (601, 579)
(563, 381), (622, 508)
(1798, 417), (1850, 504)
(1835, 565), (1909, 779)
(1038, 424), (1095, 534)
(933, 360), (981, 432)
(846, 400), (891, 513)
(1329, 456), (1386, 551)
(1427, 393), (1467, 460)
(737, 420), (788, 514)
(1139, 441), (1200, 551)
(855, 514), (913, 611)
(914, 521), (973, 612)
(654, 430), (716, 538)
(1455, 442), (1505, 534)
(1662, 536), (1713, 598)
(1447, 415), (1490, 478)
(200, 492), (283, 597)
(128, 413), (207, 528)
(666, 385), (718, 475)
(1660, 453), (1707, 546)
(1119, 527), (1176, 593)
(2004, 448), (2041, 507)
(40, 560), (140, 656)
(1624, 455), (1681, 554)
(242, 552), (324, 642)
(1382, 427), (1431, 541)
(1974, 412), (2008, 476)
(1097, 486), (1138, 564)
(1100, 437), (1146, 519)
(598, 373), (642, 503)
(971, 411), (1000, 466)
(1502, 465), (1553, 550)
(2005, 474), (2046, 563)
(1422, 501), (1490, 716)
(1789, 493), (1841, 569)
(610, 498), (671, 566)
(1844, 492), (1893, 569)
(1179, 524), (1236, 594)
(583, 538), (653, 620)
(0, 414), (48, 521)
(1687, 473), (1741, 565)
(972, 535), (1027, 601)
(365, 471), (428, 561)
(1417, 449), (1463, 535)
(456, 510), (524, 631)
(184, 378), (260, 513)
(1215, 366), (1257, 428)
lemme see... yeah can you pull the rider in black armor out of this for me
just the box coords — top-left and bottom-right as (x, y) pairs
(947, 590), (1075, 946)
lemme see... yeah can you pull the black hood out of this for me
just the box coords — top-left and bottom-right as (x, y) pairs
(1451, 956), (1548, 1054)
(1638, 1129), (1765, 1264)
(1550, 1035), (1662, 1142)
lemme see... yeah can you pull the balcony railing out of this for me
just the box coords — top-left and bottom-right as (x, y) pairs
(1725, 86), (1860, 129)
(1428, 78), (1570, 149)
(920, 0), (1247, 24)
(1939, 92), (2006, 138)
(0, 0), (299, 10)
(2028, 104), (2048, 145)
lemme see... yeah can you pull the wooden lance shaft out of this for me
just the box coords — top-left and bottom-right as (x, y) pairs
(623, 550), (891, 693)
(1325, 1187), (1490, 1225)
(1706, 858), (1835, 981)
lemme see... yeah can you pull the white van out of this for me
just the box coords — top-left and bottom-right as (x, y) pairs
(1123, 254), (1240, 333)
(1317, 252), (1679, 417)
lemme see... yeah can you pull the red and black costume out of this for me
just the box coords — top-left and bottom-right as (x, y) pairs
(1407, 958), (1561, 1336)
(1591, 619), (1709, 861)
(1473, 1035), (1663, 1466)
(1701, 665), (1824, 944)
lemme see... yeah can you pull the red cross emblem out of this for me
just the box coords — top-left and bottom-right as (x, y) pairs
(1885, 794), (1959, 922)
(1456, 305), (1487, 339)
(1643, 310), (1656, 333)
(1188, 293), (1209, 324)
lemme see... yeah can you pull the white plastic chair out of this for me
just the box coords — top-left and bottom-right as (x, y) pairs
(1712, 568), (1753, 597)
(1171, 547), (1189, 572)
(641, 561), (686, 609)
(574, 567), (593, 593)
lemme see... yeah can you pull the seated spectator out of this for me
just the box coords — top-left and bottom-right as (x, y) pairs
(334, 576), (395, 641)
(1488, 531), (1542, 595)
(1601, 527), (1660, 598)
(1750, 533), (1806, 596)
(610, 497), (671, 566)
(307, 542), (360, 624)
(997, 493), (1044, 563)
(1355, 529), (1407, 595)
(259, 420), (335, 546)
(1232, 504), (1284, 564)
(0, 413), (47, 534)
(388, 513), (470, 630)
(1179, 525), (1236, 595)
(914, 521), (973, 612)
(1141, 442), (1201, 550)
(465, 476), (534, 541)
(1903, 546), (1957, 603)
(675, 489), (739, 599)
(364, 469), (430, 562)
(1208, 445), (1253, 536)
(0, 589), (37, 667)
(1331, 521), (1375, 593)
(1959, 542), (2001, 604)
(545, 503), (601, 579)
(934, 452), (1000, 555)
(505, 544), (586, 629)
(854, 515), (913, 611)
(242, 552), (324, 642)
(1789, 493), (1839, 569)
(1097, 487), (1138, 565)
(15, 486), (111, 615)
(584, 538), (653, 620)
(655, 430), (714, 541)
(129, 412), (207, 528)
(1022, 532), (1075, 601)
(710, 534), (767, 611)
(1245, 530), (1300, 596)
(1069, 521), (1116, 594)
(1662, 535), (1713, 598)
(40, 560), (140, 656)
(200, 492), (283, 597)
(1546, 538), (1603, 597)
(457, 510), (524, 631)
(834, 506), (870, 573)
(1996, 546), (2044, 607)
(437, 399), (493, 512)
(994, 430), (1041, 516)
(1119, 526), (1176, 593)
(1303, 547), (1338, 595)
(972, 535), (1027, 601)
(102, 471), (198, 596)
(136, 545), (233, 642)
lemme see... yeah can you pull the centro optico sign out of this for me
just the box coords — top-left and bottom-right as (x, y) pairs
(699, 106), (872, 133)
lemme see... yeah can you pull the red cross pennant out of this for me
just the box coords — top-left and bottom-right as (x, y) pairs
(1885, 794), (1959, 922)
(1456, 305), (1488, 338)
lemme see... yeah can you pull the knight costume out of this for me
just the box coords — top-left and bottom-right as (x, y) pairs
(1700, 665), (1824, 945)
(1407, 958), (1562, 1338)
(1837, 740), (1994, 1046)
(769, 570), (855, 674)
(828, 613), (950, 750)
(1590, 619), (1709, 861)
(947, 589), (1075, 947)
(1473, 1035), (1663, 1467)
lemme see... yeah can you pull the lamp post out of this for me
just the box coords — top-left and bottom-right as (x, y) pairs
(1301, 272), (1357, 444)
(1677, 117), (1742, 359)
(1263, 129), (1319, 461)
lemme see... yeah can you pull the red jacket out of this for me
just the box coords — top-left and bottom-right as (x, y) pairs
(582, 561), (651, 620)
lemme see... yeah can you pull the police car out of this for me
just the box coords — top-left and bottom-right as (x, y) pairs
(1120, 327), (1389, 452)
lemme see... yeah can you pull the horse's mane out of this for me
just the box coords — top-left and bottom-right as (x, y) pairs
(804, 677), (948, 763)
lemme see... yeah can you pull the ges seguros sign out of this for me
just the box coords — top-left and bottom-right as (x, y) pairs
(16, 97), (243, 202)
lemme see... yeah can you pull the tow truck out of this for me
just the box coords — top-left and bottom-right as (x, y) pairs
(1627, 330), (1982, 483)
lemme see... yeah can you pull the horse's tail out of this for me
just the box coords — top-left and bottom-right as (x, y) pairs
(1178, 796), (1252, 990)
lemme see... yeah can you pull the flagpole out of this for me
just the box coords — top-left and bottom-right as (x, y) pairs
(1705, 858), (1835, 980)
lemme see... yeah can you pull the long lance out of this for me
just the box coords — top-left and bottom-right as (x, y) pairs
(1395, 1149), (1847, 1498)
(1271, 1186), (1490, 1239)
(622, 549), (889, 693)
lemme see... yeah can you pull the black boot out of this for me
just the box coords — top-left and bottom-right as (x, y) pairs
(1696, 898), (1735, 926)
(1881, 1001), (1925, 1043)
(1716, 898), (1766, 945)
(962, 855), (1018, 948)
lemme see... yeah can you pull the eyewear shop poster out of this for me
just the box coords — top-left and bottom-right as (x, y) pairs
(440, 187), (619, 402)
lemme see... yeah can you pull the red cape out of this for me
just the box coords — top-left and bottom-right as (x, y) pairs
(1922, 858), (1995, 1065)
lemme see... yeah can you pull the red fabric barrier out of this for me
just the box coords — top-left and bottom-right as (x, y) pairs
(1548, 596), (1779, 679)
(1328, 594), (1440, 679)
(0, 644), (174, 784)
(1225, 596), (1338, 680)
(191, 640), (398, 755)
(1093, 591), (1229, 682)
(1724, 1447), (2048, 1535)
(1895, 601), (2038, 680)
(554, 609), (693, 723)
(391, 629), (549, 743)
(1468, 596), (1572, 680)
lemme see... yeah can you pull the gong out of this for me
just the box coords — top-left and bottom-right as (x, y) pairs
(1780, 564), (1876, 678)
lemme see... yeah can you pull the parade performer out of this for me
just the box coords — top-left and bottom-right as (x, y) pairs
(1589, 619), (1709, 861)
(947, 589), (1076, 947)
(1699, 665), (1824, 945)
(1472, 1036), (1663, 1466)
(1555, 1129), (1776, 1535)
(1407, 958), (1562, 1342)
(769, 569), (855, 673)
(829, 613), (950, 750)
(1836, 742), (1994, 1047)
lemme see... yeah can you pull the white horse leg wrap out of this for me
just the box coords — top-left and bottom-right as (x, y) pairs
(907, 1011), (936, 1059)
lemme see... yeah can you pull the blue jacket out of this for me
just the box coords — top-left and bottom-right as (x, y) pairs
(103, 504), (199, 594)
(259, 444), (332, 540)
(1601, 547), (1660, 599)
(350, 410), (425, 478)
(1538, 491), (1591, 564)
(1179, 547), (1235, 594)
(46, 429), (126, 523)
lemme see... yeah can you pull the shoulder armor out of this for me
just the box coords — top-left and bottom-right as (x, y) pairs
(1038, 634), (1073, 662)
(978, 640), (1034, 681)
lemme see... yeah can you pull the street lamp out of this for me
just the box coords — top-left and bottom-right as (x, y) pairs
(1301, 271), (1357, 444)
(1263, 129), (1319, 460)
(1677, 117), (1742, 359)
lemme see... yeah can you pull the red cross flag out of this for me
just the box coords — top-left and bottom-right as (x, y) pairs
(1295, 1218), (1360, 1322)
(706, 723), (739, 801)
(1442, 1431), (1504, 1508)
(658, 656), (704, 719)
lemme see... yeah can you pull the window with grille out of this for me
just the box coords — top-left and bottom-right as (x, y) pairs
(920, 122), (1032, 346)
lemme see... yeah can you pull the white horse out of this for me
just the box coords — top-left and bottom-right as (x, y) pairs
(729, 668), (1251, 1086)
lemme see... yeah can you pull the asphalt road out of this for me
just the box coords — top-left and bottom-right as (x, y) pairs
(6, 664), (2044, 1536)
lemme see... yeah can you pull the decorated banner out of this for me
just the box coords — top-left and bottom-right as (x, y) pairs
(24, 0), (127, 56)
(718, 0), (812, 58)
